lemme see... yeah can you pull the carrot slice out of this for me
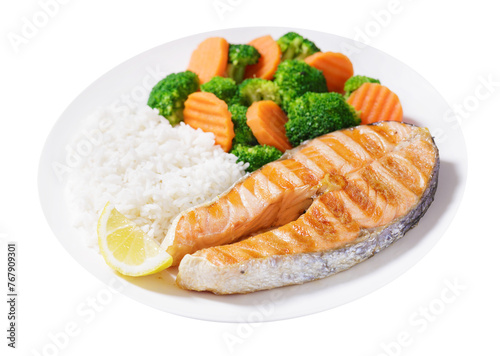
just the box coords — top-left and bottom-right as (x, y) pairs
(347, 83), (403, 124)
(244, 35), (282, 80)
(246, 100), (292, 152)
(187, 37), (229, 84)
(305, 52), (354, 94)
(183, 92), (235, 152)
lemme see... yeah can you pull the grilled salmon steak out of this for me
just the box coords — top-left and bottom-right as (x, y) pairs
(162, 121), (426, 265)
(173, 122), (439, 294)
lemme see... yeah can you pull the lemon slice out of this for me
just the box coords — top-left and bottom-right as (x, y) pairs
(97, 202), (172, 276)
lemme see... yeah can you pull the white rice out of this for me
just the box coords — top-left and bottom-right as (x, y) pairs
(65, 104), (247, 249)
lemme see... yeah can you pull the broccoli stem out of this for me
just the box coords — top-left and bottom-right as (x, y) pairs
(169, 108), (184, 126)
(227, 64), (246, 84)
(280, 37), (302, 61)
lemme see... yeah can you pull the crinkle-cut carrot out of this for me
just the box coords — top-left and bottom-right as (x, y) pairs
(183, 92), (235, 152)
(244, 35), (282, 80)
(187, 37), (229, 84)
(246, 100), (292, 153)
(347, 82), (403, 124)
(305, 52), (354, 94)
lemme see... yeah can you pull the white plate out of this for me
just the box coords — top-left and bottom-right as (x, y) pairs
(38, 27), (467, 322)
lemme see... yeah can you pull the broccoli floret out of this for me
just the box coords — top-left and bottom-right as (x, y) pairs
(239, 78), (281, 106)
(273, 60), (328, 111)
(285, 92), (361, 147)
(344, 75), (381, 98)
(201, 76), (241, 105)
(229, 104), (257, 146)
(227, 44), (261, 84)
(231, 144), (282, 172)
(276, 32), (321, 61)
(147, 71), (199, 125)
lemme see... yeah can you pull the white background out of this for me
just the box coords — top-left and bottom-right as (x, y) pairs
(1, 0), (499, 355)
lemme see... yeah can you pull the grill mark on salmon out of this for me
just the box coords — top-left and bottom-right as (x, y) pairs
(342, 126), (390, 158)
(309, 139), (352, 175)
(380, 155), (426, 196)
(395, 139), (436, 178)
(320, 131), (373, 165)
(303, 143), (342, 174)
(162, 122), (424, 266)
(261, 161), (302, 189)
(175, 122), (439, 294)
(292, 150), (327, 180)
(361, 123), (411, 148)
(360, 162), (417, 218)
(340, 177), (386, 227)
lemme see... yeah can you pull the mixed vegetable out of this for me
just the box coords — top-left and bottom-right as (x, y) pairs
(147, 32), (403, 172)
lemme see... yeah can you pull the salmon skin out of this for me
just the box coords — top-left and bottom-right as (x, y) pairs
(175, 122), (439, 294)
(162, 121), (423, 265)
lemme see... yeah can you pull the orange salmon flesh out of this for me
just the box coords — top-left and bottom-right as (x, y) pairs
(163, 122), (438, 268)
